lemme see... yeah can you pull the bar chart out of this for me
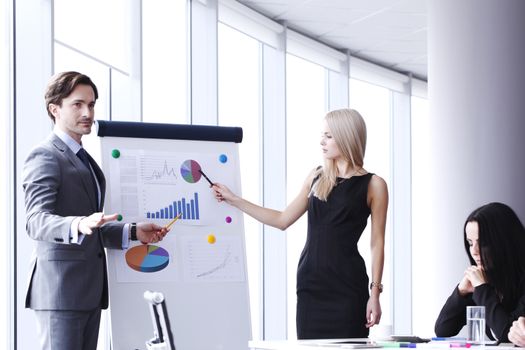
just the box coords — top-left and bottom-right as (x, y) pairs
(146, 192), (200, 220)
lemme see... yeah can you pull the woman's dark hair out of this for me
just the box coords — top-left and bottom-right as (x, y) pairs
(45, 71), (98, 123)
(463, 202), (525, 308)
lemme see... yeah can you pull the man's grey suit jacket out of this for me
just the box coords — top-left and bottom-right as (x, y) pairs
(23, 133), (124, 311)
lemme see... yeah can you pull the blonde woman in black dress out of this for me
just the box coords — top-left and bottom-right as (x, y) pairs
(212, 108), (388, 339)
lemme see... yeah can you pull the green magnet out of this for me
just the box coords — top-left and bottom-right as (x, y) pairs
(117, 214), (123, 221)
(112, 149), (121, 158)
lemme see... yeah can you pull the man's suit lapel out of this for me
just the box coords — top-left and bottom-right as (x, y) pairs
(50, 134), (99, 212)
(86, 151), (105, 210)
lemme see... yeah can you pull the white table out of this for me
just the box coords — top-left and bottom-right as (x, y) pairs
(249, 339), (378, 350)
(249, 339), (521, 350)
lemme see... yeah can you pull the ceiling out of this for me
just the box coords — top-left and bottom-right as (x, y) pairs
(236, 0), (428, 81)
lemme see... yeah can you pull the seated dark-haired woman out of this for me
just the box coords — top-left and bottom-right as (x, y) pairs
(435, 202), (525, 342)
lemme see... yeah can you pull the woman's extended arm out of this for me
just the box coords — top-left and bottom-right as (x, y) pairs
(212, 169), (317, 231)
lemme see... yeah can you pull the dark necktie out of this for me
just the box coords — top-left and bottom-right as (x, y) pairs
(76, 148), (99, 208)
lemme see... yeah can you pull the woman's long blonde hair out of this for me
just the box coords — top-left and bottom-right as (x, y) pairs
(312, 108), (367, 201)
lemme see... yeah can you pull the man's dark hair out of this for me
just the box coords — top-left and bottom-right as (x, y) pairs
(45, 71), (98, 123)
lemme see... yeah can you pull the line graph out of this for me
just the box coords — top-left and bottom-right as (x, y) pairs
(182, 236), (245, 282)
(196, 248), (231, 278)
(140, 156), (179, 185)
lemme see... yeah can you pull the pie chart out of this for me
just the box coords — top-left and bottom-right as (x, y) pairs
(125, 245), (170, 273)
(180, 159), (202, 183)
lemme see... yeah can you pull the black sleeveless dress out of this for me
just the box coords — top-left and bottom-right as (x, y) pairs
(296, 173), (374, 339)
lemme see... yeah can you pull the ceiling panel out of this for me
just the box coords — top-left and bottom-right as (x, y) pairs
(306, 0), (398, 10)
(236, 0), (428, 80)
(284, 21), (343, 38)
(275, 6), (371, 23)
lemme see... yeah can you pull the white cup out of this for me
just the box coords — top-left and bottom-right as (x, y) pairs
(369, 324), (392, 340)
(466, 306), (485, 344)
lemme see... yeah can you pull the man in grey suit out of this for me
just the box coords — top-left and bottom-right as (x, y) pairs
(23, 71), (169, 350)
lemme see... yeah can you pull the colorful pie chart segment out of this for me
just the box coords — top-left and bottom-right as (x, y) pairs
(180, 159), (202, 183)
(125, 245), (170, 273)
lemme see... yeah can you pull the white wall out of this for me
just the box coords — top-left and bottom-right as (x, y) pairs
(413, 0), (525, 336)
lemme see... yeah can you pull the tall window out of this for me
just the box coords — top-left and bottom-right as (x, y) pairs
(285, 54), (326, 339)
(143, 0), (187, 123)
(54, 0), (188, 123)
(349, 78), (393, 331)
(218, 23), (262, 340)
(54, 0), (130, 120)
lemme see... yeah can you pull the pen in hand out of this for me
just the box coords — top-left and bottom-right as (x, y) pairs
(164, 213), (182, 230)
(198, 169), (214, 187)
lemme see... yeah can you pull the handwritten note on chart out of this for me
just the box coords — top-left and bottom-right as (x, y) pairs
(180, 235), (245, 282)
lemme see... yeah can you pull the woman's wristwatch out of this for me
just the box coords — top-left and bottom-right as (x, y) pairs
(370, 282), (383, 293)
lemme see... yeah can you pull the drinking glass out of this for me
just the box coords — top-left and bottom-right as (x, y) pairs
(466, 306), (485, 344)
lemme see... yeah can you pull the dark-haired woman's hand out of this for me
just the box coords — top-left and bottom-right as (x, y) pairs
(509, 317), (525, 347)
(458, 273), (474, 296)
(465, 266), (486, 288)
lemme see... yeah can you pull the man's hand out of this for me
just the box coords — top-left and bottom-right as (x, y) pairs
(509, 317), (525, 347)
(78, 212), (119, 235)
(136, 222), (170, 244)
